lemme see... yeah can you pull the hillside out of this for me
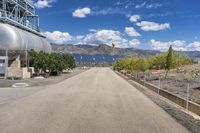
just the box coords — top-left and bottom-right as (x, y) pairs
(51, 44), (160, 57)
(51, 44), (200, 58)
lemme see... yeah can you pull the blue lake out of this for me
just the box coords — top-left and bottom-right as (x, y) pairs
(70, 54), (125, 63)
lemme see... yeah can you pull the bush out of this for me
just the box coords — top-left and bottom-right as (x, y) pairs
(148, 52), (167, 70)
(113, 49), (193, 75)
(29, 50), (75, 76)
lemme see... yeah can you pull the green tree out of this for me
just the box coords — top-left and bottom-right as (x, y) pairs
(29, 50), (75, 76)
(136, 58), (149, 73)
(149, 53), (167, 70)
(165, 45), (175, 78)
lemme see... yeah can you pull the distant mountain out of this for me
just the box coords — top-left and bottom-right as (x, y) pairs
(51, 44), (159, 57)
(51, 43), (200, 58)
(75, 44), (94, 49)
(185, 51), (200, 58)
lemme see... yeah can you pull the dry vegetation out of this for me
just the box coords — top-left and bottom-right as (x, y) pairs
(113, 46), (200, 105)
(146, 64), (200, 104)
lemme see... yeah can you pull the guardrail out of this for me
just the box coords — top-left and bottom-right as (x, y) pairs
(121, 72), (200, 116)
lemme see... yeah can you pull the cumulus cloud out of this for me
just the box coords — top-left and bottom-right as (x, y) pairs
(129, 15), (140, 22)
(34, 0), (56, 9)
(149, 39), (186, 51)
(187, 42), (200, 51)
(82, 29), (122, 45)
(72, 7), (91, 18)
(149, 39), (200, 51)
(43, 29), (140, 48)
(136, 21), (170, 31)
(125, 27), (141, 37)
(128, 39), (140, 47)
(43, 31), (72, 44)
(81, 29), (140, 48)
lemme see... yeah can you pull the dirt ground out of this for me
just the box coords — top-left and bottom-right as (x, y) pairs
(145, 64), (200, 104)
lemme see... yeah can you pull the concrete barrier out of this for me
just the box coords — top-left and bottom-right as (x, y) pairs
(131, 77), (200, 116)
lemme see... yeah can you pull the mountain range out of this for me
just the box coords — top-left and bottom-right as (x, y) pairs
(51, 44), (200, 58)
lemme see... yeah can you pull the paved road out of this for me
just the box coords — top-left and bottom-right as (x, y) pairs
(0, 68), (189, 133)
(0, 68), (86, 105)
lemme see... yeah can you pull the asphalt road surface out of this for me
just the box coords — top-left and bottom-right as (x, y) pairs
(0, 68), (189, 133)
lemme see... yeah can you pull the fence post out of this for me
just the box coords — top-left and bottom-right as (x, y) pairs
(186, 83), (190, 111)
(158, 76), (160, 95)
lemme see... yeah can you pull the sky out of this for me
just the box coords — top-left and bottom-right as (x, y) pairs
(31, 0), (200, 51)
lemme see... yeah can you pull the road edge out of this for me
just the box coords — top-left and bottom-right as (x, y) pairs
(114, 70), (200, 133)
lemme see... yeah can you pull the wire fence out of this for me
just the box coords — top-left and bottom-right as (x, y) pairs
(120, 71), (200, 115)
(140, 73), (200, 106)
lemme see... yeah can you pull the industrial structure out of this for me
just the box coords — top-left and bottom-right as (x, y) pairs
(0, 0), (51, 79)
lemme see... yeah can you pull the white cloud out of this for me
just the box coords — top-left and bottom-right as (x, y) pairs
(34, 0), (56, 9)
(129, 15), (140, 22)
(149, 39), (200, 51)
(81, 29), (140, 48)
(128, 39), (140, 47)
(149, 39), (186, 51)
(43, 29), (140, 48)
(43, 31), (72, 44)
(145, 3), (162, 9)
(186, 42), (200, 51)
(91, 7), (126, 16)
(136, 21), (170, 31)
(72, 7), (91, 18)
(83, 29), (122, 45)
(135, 2), (162, 9)
(125, 27), (141, 37)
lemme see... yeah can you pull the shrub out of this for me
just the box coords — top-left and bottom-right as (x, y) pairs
(29, 50), (75, 76)
(113, 46), (193, 76)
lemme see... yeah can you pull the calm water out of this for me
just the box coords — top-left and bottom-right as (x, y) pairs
(70, 54), (125, 63)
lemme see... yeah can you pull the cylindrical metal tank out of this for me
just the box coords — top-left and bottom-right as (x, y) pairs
(0, 23), (51, 53)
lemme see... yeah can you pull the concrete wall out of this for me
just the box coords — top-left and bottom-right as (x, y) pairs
(8, 60), (31, 79)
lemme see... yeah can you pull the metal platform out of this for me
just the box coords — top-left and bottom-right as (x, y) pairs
(0, 0), (51, 53)
(0, 0), (40, 35)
